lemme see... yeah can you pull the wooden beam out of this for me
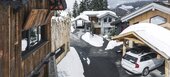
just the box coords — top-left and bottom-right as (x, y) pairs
(165, 60), (170, 77)
(111, 32), (135, 40)
(124, 37), (145, 44)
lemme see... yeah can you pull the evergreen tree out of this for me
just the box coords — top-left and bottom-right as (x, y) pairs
(103, 0), (108, 10)
(90, 0), (108, 10)
(72, 0), (79, 18)
(78, 1), (86, 14)
(84, 0), (91, 10)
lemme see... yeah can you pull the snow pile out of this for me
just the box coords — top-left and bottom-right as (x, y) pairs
(105, 40), (123, 50)
(52, 16), (64, 22)
(120, 23), (170, 58)
(83, 57), (91, 65)
(57, 47), (84, 77)
(70, 25), (75, 33)
(83, 10), (117, 18)
(119, 5), (134, 10)
(22, 39), (27, 51)
(73, 14), (90, 22)
(103, 35), (109, 39)
(86, 57), (90, 65)
(82, 32), (104, 47)
(60, 11), (68, 17)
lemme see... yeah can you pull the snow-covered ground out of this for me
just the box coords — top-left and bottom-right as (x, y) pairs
(70, 25), (75, 33)
(57, 47), (85, 77)
(105, 40), (123, 50)
(82, 32), (104, 47)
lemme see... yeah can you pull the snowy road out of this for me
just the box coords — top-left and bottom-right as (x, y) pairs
(69, 29), (164, 77)
(70, 29), (121, 77)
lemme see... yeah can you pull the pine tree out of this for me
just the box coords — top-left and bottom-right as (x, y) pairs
(84, 0), (91, 10)
(103, 0), (108, 10)
(78, 1), (86, 13)
(90, 0), (108, 11)
(72, 0), (79, 18)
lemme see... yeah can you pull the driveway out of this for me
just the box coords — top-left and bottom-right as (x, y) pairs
(70, 29), (164, 77)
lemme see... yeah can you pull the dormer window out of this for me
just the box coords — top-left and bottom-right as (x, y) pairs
(104, 18), (107, 22)
(150, 15), (167, 25)
(103, 17), (112, 23)
(108, 17), (112, 22)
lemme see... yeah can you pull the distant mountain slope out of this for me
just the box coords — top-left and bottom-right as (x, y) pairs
(108, 0), (155, 9)
(110, 0), (166, 17)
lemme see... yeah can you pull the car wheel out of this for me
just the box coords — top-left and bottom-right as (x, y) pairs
(142, 67), (149, 76)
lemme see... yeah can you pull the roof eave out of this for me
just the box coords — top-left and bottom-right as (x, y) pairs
(121, 3), (170, 22)
(121, 3), (154, 22)
(97, 13), (118, 18)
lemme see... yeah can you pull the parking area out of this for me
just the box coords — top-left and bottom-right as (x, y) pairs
(115, 52), (165, 77)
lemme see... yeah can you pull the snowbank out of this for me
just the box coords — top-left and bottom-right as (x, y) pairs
(119, 5), (134, 10)
(57, 47), (84, 77)
(22, 39), (27, 51)
(71, 25), (75, 33)
(105, 40), (123, 50)
(83, 10), (117, 18)
(82, 32), (104, 47)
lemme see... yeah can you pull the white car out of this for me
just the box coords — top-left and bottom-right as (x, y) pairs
(121, 47), (164, 76)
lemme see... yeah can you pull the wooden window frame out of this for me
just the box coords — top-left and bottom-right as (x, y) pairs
(104, 18), (107, 23)
(149, 15), (167, 25)
(21, 25), (47, 58)
(108, 17), (112, 22)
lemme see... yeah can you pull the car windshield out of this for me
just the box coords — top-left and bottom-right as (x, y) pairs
(123, 54), (138, 64)
(129, 49), (140, 54)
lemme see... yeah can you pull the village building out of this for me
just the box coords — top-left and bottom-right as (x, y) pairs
(73, 10), (118, 35)
(112, 1), (170, 77)
(112, 1), (170, 35)
(0, 0), (70, 77)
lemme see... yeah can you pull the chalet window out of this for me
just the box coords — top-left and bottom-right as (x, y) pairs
(22, 26), (45, 52)
(104, 18), (107, 22)
(29, 26), (41, 47)
(108, 17), (112, 22)
(150, 15), (167, 25)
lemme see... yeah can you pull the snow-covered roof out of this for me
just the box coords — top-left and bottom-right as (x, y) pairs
(82, 10), (118, 18)
(73, 14), (90, 22)
(121, 3), (170, 22)
(113, 23), (170, 59)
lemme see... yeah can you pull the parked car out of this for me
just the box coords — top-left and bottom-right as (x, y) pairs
(121, 47), (164, 76)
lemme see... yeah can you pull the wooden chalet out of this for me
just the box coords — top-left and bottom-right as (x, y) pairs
(121, 1), (170, 29)
(112, 1), (170, 77)
(0, 0), (69, 77)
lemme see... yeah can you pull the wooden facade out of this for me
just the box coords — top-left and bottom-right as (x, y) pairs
(112, 31), (169, 77)
(0, 0), (69, 77)
(127, 6), (170, 77)
(116, 3), (170, 76)
(129, 9), (170, 29)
